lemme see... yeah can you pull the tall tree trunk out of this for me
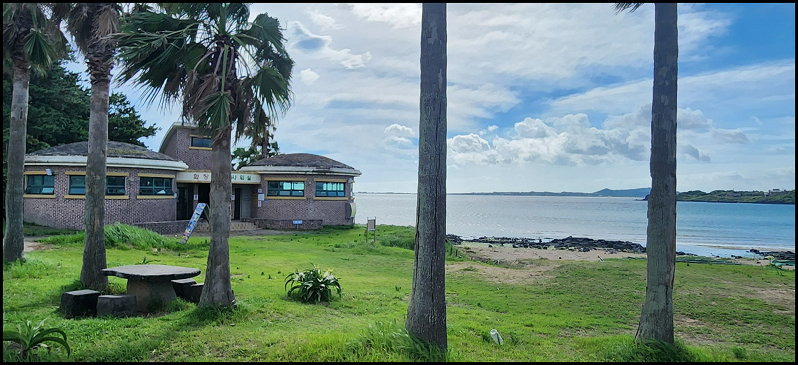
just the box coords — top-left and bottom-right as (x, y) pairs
(81, 73), (110, 290)
(200, 125), (236, 307)
(80, 34), (115, 290)
(636, 2), (678, 344)
(406, 2), (448, 350)
(3, 59), (31, 263)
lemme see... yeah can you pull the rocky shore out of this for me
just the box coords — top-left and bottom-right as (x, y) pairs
(447, 234), (795, 260)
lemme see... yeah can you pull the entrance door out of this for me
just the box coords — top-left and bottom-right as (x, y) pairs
(233, 187), (241, 220)
(176, 186), (191, 220)
(198, 184), (210, 221)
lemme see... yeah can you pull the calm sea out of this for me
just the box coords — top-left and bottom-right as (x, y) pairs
(353, 193), (795, 258)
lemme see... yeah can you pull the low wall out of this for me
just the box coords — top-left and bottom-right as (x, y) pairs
(243, 218), (323, 230)
(134, 220), (191, 235)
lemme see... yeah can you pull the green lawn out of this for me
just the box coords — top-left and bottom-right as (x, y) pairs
(2, 224), (795, 362)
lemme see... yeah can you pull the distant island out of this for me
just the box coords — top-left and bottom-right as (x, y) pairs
(358, 188), (795, 204)
(672, 189), (794, 205)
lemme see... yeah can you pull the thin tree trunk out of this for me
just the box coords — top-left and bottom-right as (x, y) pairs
(199, 125), (236, 307)
(81, 76), (110, 290)
(406, 2), (447, 350)
(3, 61), (30, 263)
(636, 2), (678, 344)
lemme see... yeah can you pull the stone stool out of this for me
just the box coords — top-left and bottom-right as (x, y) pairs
(171, 278), (197, 301)
(61, 289), (101, 318)
(96, 295), (137, 317)
(186, 283), (204, 303)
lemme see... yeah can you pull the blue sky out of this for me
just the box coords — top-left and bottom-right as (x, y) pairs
(64, 3), (795, 194)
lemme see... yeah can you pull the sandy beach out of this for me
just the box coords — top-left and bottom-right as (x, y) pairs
(459, 243), (791, 269)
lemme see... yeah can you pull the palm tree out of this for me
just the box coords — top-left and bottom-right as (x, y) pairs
(614, 2), (679, 343)
(53, 3), (122, 290)
(406, 3), (448, 351)
(3, 3), (68, 263)
(115, 3), (293, 308)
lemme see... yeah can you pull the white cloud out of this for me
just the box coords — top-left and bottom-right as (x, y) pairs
(287, 21), (372, 69)
(299, 68), (320, 85)
(307, 8), (341, 30)
(384, 123), (415, 137)
(347, 3), (422, 29)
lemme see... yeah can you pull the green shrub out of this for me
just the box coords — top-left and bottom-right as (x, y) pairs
(2, 318), (71, 360)
(284, 263), (342, 304)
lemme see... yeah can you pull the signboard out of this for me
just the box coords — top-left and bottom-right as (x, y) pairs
(180, 203), (206, 244)
(293, 220), (303, 225)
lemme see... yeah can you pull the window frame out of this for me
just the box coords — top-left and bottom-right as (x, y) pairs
(139, 176), (174, 196)
(315, 181), (347, 197)
(190, 136), (213, 149)
(24, 174), (55, 195)
(266, 180), (306, 197)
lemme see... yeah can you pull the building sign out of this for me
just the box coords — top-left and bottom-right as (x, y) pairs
(176, 172), (260, 184)
(180, 203), (206, 244)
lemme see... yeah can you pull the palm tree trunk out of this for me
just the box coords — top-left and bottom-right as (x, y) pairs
(80, 75), (110, 290)
(200, 125), (236, 307)
(406, 2), (447, 351)
(636, 2), (678, 344)
(3, 61), (31, 263)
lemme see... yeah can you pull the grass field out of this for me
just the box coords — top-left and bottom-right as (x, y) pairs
(2, 224), (795, 362)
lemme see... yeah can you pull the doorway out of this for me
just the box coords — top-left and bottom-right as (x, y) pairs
(233, 187), (241, 220)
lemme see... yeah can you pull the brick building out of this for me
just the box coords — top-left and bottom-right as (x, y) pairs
(22, 122), (361, 233)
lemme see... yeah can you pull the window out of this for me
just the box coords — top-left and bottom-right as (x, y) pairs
(267, 181), (305, 197)
(191, 136), (213, 148)
(69, 175), (86, 195)
(69, 175), (127, 195)
(106, 176), (126, 195)
(139, 177), (174, 195)
(315, 181), (346, 197)
(25, 175), (55, 195)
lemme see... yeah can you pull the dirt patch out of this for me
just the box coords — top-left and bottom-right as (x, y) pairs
(23, 236), (53, 253)
(446, 261), (557, 285)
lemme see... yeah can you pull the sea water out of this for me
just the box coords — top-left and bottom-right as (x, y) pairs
(353, 193), (795, 258)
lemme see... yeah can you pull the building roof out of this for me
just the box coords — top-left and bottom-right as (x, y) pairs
(249, 153), (354, 169)
(28, 141), (180, 161)
(241, 153), (361, 177)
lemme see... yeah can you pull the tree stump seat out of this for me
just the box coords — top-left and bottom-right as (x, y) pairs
(96, 295), (137, 317)
(171, 278), (197, 301)
(61, 289), (101, 318)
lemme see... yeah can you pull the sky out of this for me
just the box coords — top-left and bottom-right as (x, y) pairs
(63, 3), (796, 194)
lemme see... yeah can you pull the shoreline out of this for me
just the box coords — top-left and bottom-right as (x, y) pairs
(448, 234), (795, 261)
(459, 243), (794, 269)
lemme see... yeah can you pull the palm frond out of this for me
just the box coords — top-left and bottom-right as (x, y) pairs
(614, 3), (644, 14)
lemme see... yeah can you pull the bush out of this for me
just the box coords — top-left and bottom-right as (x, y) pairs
(3, 318), (71, 361)
(284, 264), (342, 304)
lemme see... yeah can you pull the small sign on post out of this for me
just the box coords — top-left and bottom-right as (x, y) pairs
(293, 220), (303, 230)
(366, 217), (376, 244)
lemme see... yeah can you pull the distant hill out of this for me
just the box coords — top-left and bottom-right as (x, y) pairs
(592, 188), (651, 197)
(450, 187), (651, 198)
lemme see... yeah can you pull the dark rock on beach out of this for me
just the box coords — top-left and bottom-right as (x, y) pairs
(747, 249), (795, 261)
(449, 234), (647, 254)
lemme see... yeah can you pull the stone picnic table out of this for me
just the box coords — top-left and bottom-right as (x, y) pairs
(101, 264), (201, 313)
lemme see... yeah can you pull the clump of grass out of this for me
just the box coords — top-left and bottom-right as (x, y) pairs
(3, 257), (61, 279)
(346, 320), (448, 362)
(601, 338), (699, 362)
(39, 223), (208, 253)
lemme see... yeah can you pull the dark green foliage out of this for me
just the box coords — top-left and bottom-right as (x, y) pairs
(676, 189), (795, 204)
(2, 61), (158, 210)
(2, 318), (71, 360)
(284, 263), (342, 304)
